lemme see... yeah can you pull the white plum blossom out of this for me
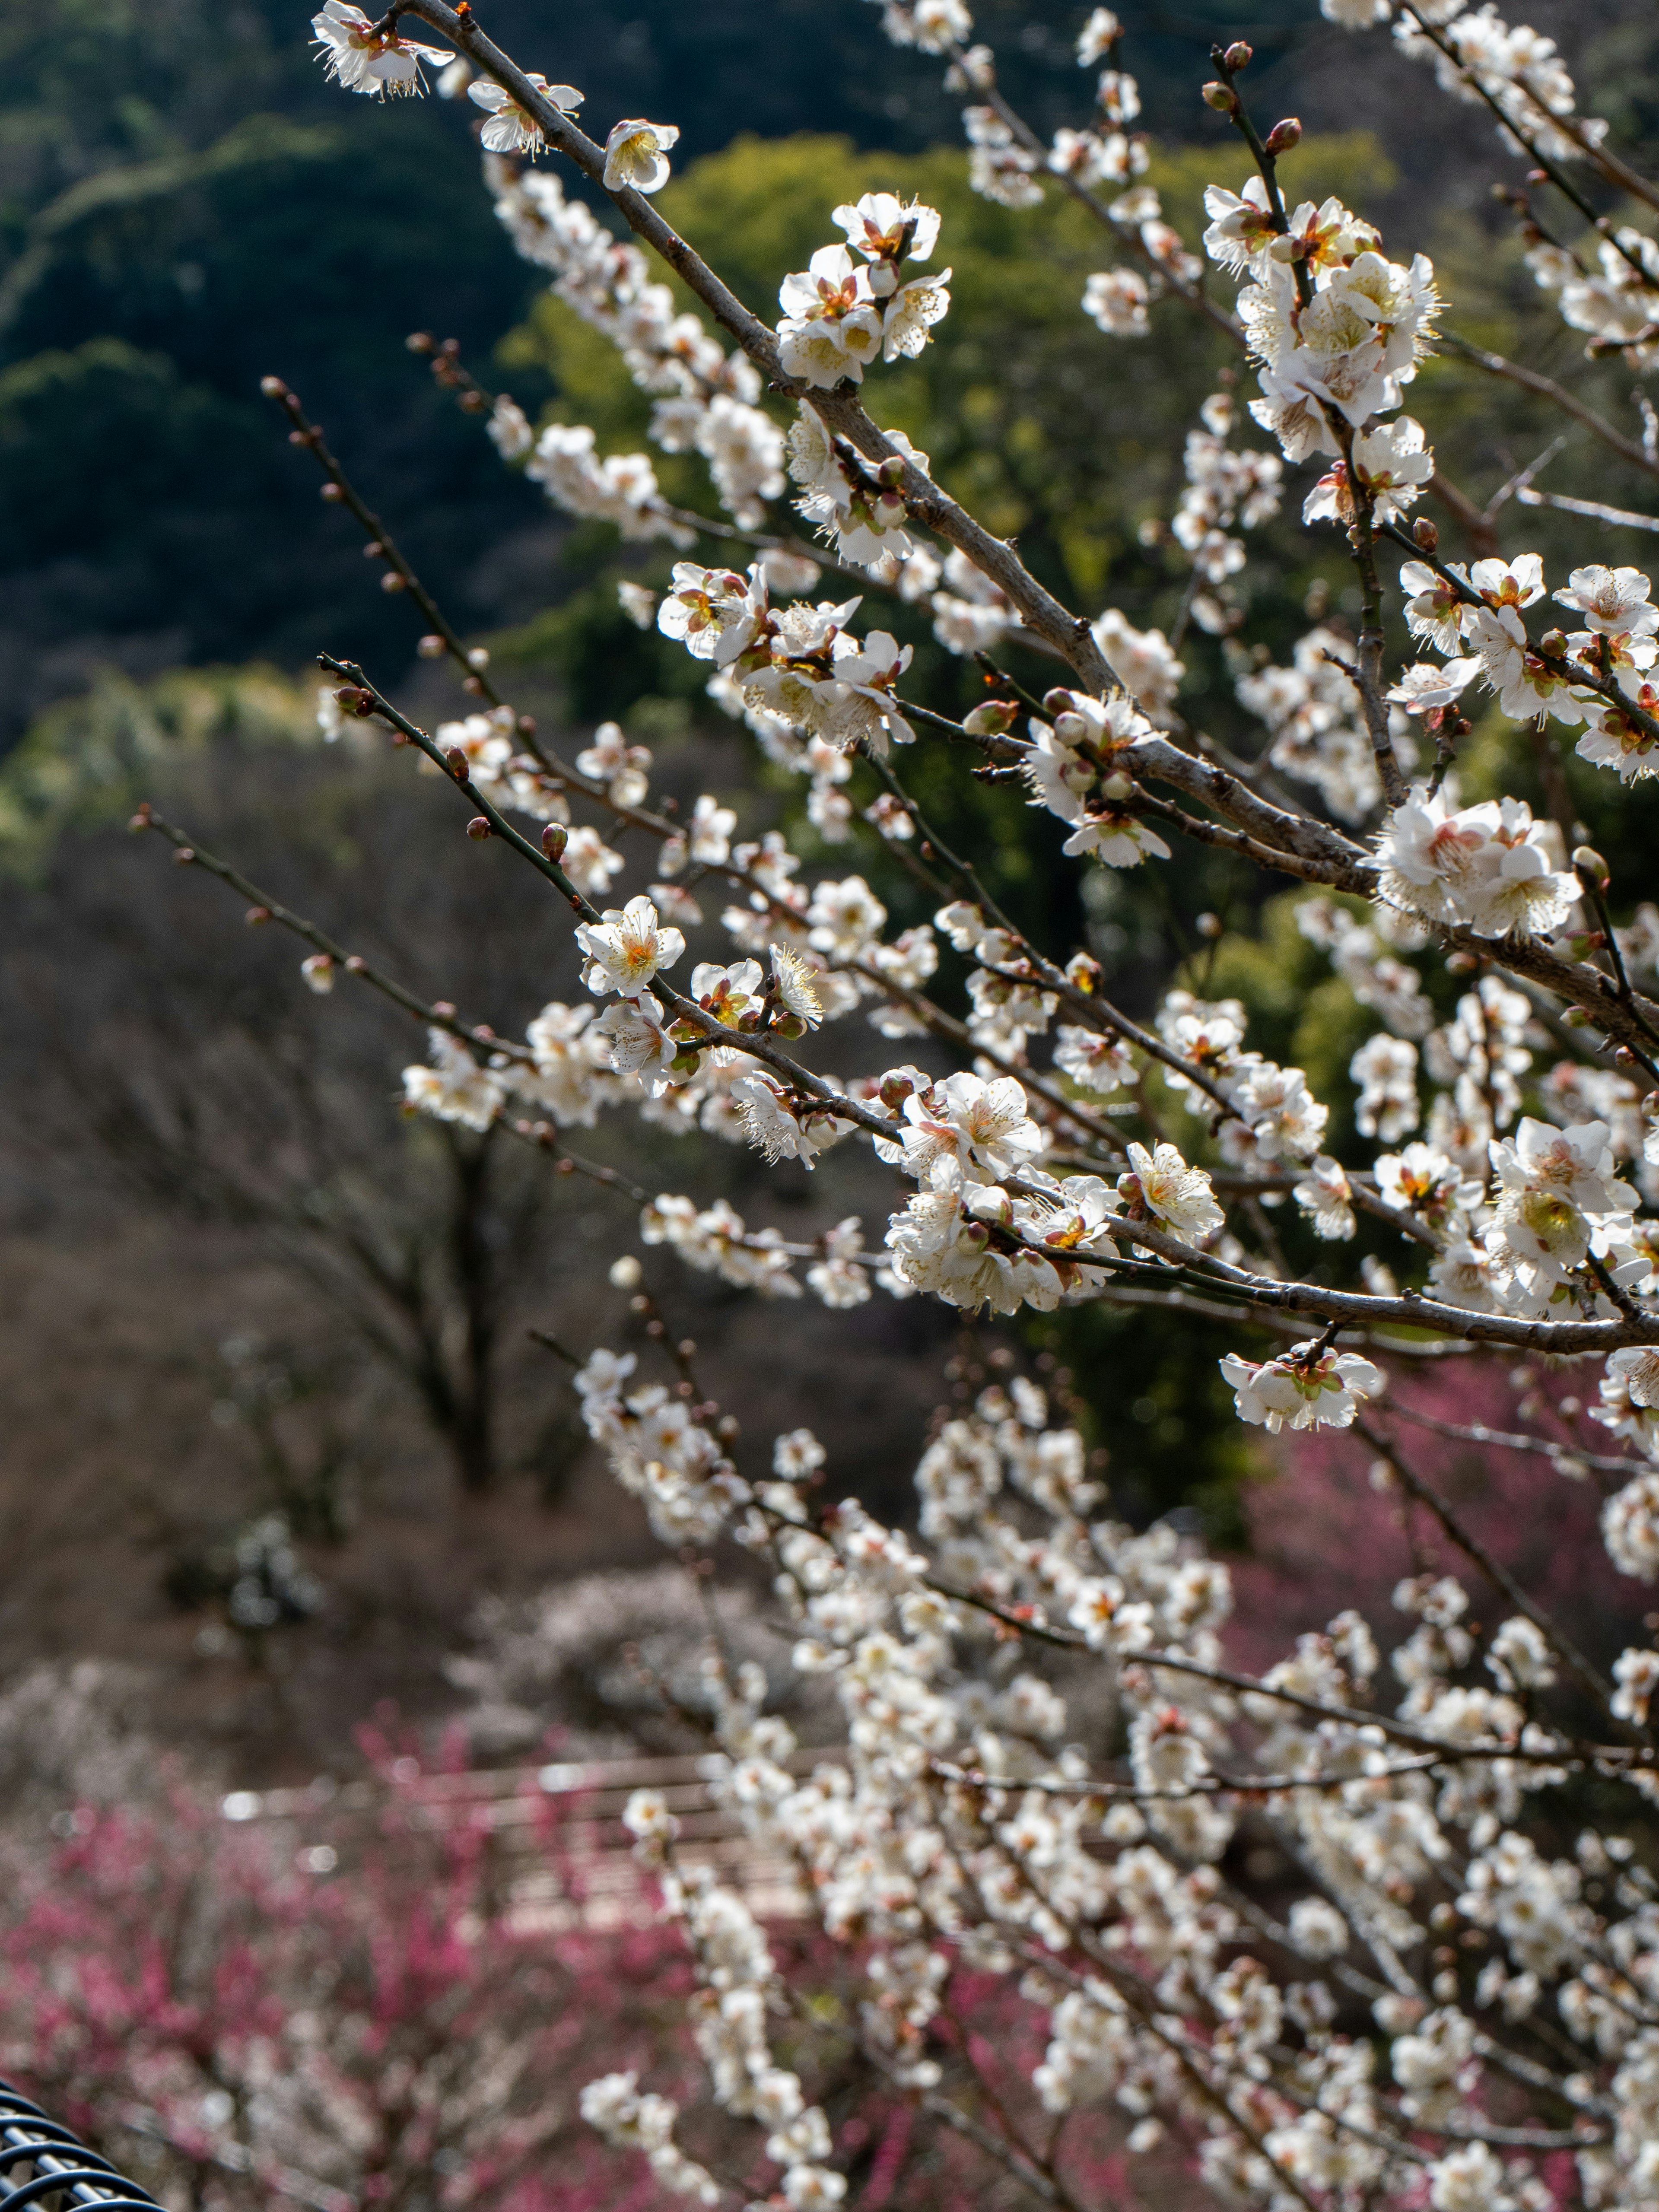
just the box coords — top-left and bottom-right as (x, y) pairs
(602, 119), (680, 194)
(1220, 1343), (1384, 1432)
(1120, 1141), (1224, 1241)
(257, 30), (1659, 2202)
(402, 1031), (505, 1131)
(467, 73), (582, 155)
(311, 4), (451, 96)
(1375, 785), (1577, 939)
(576, 896), (687, 997)
(776, 248), (886, 386)
(1082, 267), (1150, 337)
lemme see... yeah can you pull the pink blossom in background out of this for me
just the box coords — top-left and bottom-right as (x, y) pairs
(1228, 1356), (1641, 1674)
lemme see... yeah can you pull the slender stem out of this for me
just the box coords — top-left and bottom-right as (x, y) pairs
(1355, 1416), (1625, 1716)
(1442, 334), (1659, 483)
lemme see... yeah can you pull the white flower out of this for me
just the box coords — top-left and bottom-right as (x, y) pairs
(1554, 564), (1659, 638)
(1351, 1034), (1419, 1141)
(467, 73), (582, 155)
(1293, 1155), (1355, 1241)
(1486, 1616), (1556, 1692)
(401, 1030), (505, 1131)
(776, 248), (885, 388)
(1082, 267), (1150, 337)
(782, 2167), (846, 2212)
(602, 119), (680, 195)
(1220, 1342), (1383, 1433)
(592, 998), (679, 1086)
(1491, 1116), (1630, 1219)
(1603, 1470), (1659, 1581)
(1400, 557), (1473, 654)
(833, 192), (943, 274)
(1576, 690), (1659, 784)
(1375, 785), (1576, 939)
(1611, 1645), (1659, 1724)
(658, 562), (764, 665)
(486, 394), (534, 460)
(1077, 7), (1122, 65)
(622, 1787), (679, 1846)
(1470, 552), (1545, 611)
(884, 1071), (1045, 1188)
(880, 267), (953, 361)
(576, 896), (686, 996)
(1288, 1898), (1349, 1959)
(1054, 1025), (1135, 1095)
(732, 1076), (842, 1168)
(1386, 658), (1481, 715)
(1607, 1346), (1659, 1409)
(572, 1347), (635, 1401)
(806, 875), (887, 959)
(1119, 1141), (1224, 1241)
(311, 3), (450, 96)
(1202, 179), (1277, 275)
(1427, 2142), (1512, 2212)
(1303, 418), (1434, 526)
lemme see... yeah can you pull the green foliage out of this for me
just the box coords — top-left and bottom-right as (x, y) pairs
(0, 665), (319, 878)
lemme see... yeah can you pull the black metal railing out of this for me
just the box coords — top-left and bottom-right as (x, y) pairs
(0, 2083), (161, 2212)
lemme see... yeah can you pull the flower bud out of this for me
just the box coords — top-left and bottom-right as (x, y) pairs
(245, 905), (271, 926)
(541, 822), (568, 861)
(1201, 80), (1236, 112)
(1197, 911), (1223, 940)
(127, 804), (153, 833)
(610, 1256), (643, 1290)
(877, 455), (908, 490)
(1539, 628), (1567, 656)
(1263, 117), (1302, 155)
(1411, 517), (1438, 553)
(1573, 844), (1610, 888)
(466, 816), (492, 840)
(320, 482), (343, 502)
(1042, 687), (1076, 715)
(381, 571), (407, 593)
(963, 699), (1018, 737)
(259, 375), (288, 398)
(445, 746), (470, 779)
(1054, 711), (1089, 746)
(417, 633), (447, 658)
(1223, 40), (1252, 69)
(345, 955), (367, 974)
(406, 331), (435, 354)
(334, 685), (372, 714)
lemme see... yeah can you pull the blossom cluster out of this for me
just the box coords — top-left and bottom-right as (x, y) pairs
(275, 9), (1659, 2202)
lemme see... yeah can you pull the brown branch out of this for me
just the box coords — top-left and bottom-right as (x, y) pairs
(391, 0), (1119, 696)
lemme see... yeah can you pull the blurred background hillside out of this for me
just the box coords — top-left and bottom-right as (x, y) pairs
(2, 0), (1657, 1786)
